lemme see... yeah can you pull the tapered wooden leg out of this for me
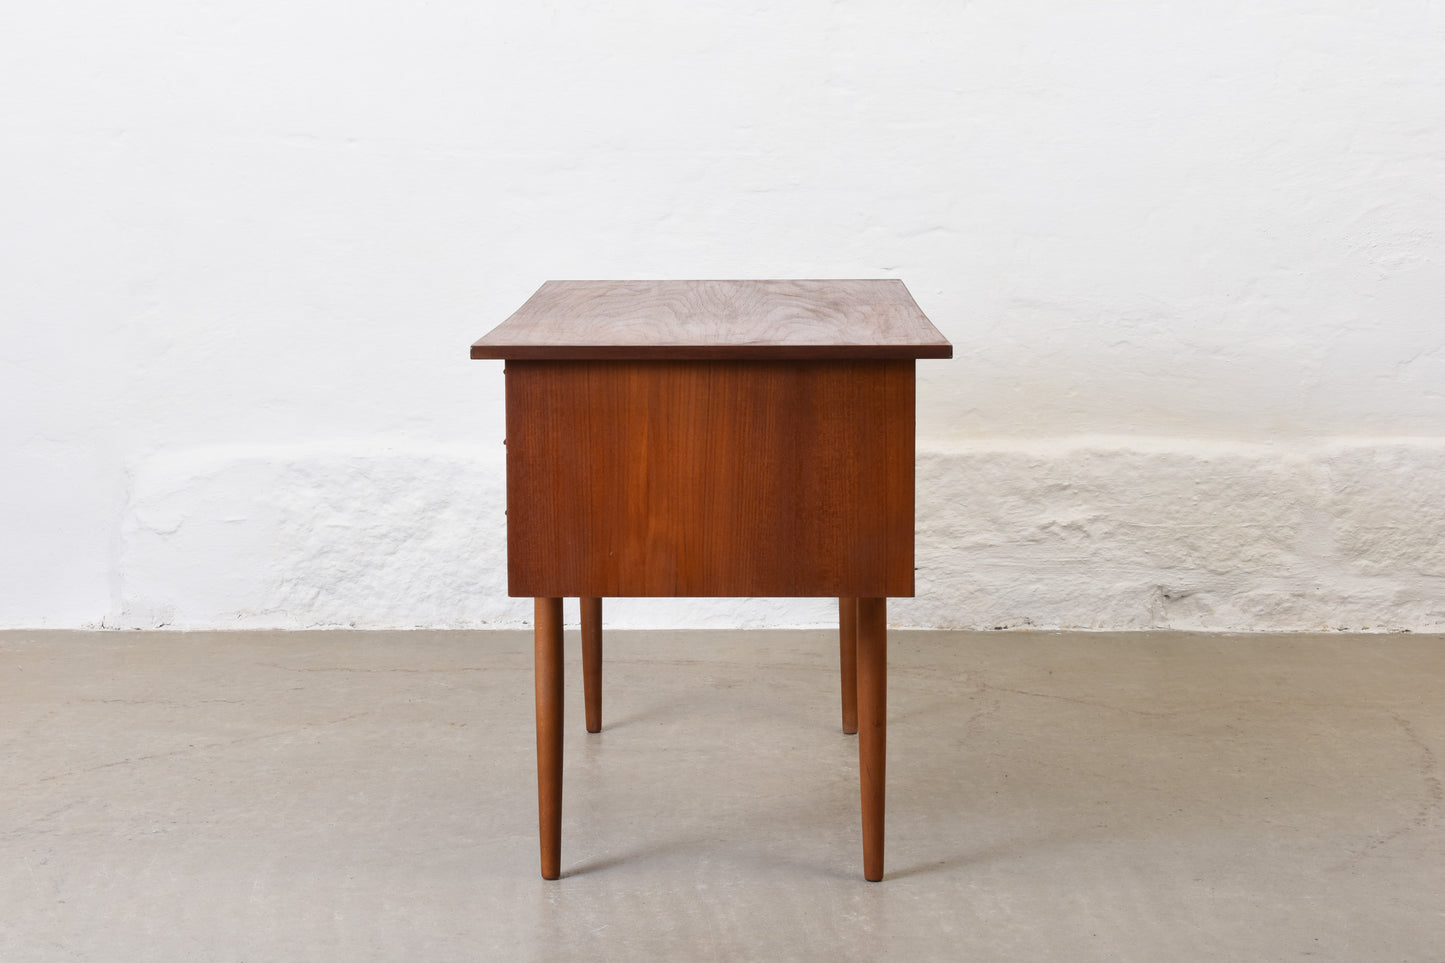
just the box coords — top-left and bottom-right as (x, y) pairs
(839, 597), (858, 735)
(856, 597), (887, 881)
(581, 596), (602, 733)
(534, 597), (564, 880)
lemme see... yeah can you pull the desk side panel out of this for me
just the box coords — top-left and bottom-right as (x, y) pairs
(504, 360), (915, 598)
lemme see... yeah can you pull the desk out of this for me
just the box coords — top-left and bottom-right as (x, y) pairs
(471, 280), (951, 880)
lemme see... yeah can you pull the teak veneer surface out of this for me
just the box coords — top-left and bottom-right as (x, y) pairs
(471, 279), (952, 360)
(504, 360), (915, 598)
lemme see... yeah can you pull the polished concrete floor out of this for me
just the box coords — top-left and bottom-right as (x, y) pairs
(2, 628), (1442, 961)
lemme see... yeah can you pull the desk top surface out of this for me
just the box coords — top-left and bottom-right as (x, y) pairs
(471, 279), (952, 360)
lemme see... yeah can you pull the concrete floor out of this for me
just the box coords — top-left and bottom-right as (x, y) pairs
(2, 629), (1442, 961)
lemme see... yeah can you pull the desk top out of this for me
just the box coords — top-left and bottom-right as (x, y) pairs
(471, 279), (952, 360)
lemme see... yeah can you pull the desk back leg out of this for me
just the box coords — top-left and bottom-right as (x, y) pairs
(839, 597), (859, 734)
(534, 597), (564, 879)
(857, 596), (887, 881)
(581, 596), (602, 732)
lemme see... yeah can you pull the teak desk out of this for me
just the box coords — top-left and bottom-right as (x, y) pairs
(471, 279), (951, 881)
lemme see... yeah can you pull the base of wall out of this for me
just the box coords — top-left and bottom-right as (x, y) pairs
(911, 438), (1445, 633)
(113, 438), (1445, 632)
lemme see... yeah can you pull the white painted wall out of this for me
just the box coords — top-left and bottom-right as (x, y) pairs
(3, 2), (1443, 631)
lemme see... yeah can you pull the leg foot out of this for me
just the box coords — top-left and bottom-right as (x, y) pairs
(857, 597), (886, 881)
(535, 597), (563, 879)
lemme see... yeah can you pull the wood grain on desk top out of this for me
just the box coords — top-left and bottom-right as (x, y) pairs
(470, 279), (952, 360)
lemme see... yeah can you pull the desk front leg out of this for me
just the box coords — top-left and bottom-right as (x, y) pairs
(857, 597), (887, 881)
(534, 597), (564, 879)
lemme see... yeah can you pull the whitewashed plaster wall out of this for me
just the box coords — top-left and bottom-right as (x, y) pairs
(3, 2), (1443, 631)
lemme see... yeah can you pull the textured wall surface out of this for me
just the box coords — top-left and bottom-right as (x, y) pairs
(112, 438), (1445, 631)
(4, 2), (1443, 630)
